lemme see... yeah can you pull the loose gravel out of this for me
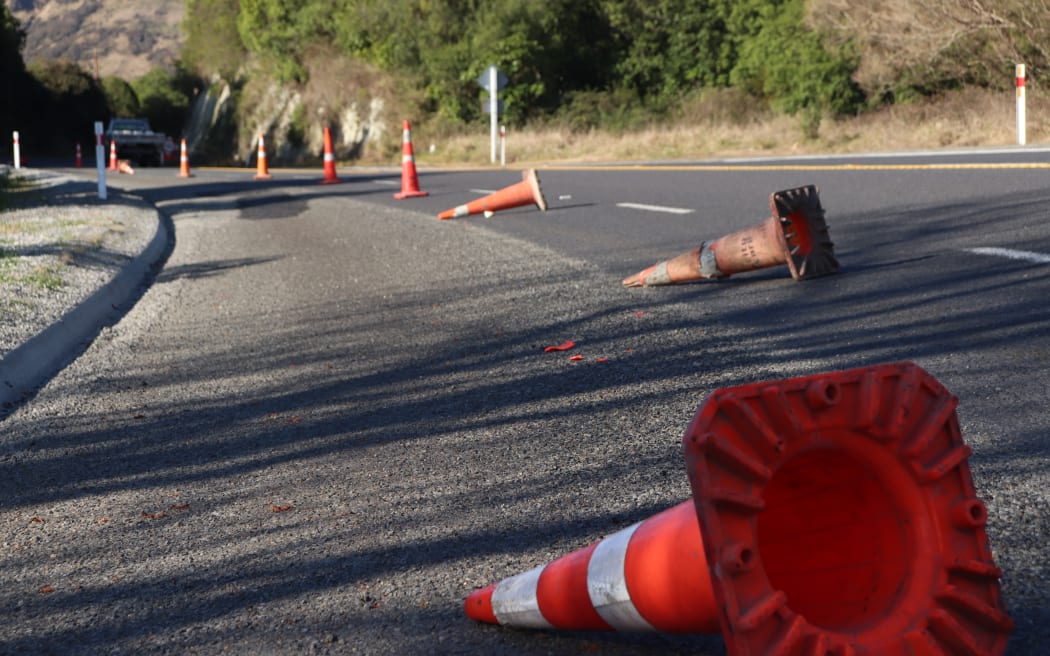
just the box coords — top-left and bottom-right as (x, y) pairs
(0, 167), (161, 360)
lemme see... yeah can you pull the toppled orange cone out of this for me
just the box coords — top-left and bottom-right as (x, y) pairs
(623, 184), (836, 287)
(465, 501), (718, 633)
(438, 169), (546, 220)
(117, 159), (135, 175)
(465, 362), (1013, 655)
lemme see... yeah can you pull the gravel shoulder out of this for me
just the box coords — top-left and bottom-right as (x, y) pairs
(0, 166), (169, 412)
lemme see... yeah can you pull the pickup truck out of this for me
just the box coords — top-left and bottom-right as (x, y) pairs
(103, 118), (170, 166)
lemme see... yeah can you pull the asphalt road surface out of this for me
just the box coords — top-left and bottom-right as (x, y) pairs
(2, 149), (1048, 655)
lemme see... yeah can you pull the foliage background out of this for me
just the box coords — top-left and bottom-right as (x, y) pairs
(1, 0), (1047, 162)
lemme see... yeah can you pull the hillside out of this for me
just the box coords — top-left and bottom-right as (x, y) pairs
(5, 0), (184, 81)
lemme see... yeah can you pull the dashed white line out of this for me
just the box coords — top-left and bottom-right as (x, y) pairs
(373, 179), (399, 186)
(470, 188), (499, 194)
(966, 247), (1050, 264)
(616, 202), (694, 215)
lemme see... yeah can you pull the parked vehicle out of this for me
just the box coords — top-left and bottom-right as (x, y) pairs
(103, 118), (169, 166)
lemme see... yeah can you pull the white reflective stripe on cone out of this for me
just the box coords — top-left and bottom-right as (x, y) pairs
(402, 154), (414, 164)
(490, 564), (553, 628)
(587, 522), (656, 631)
(403, 129), (411, 142)
(325, 153), (335, 162)
(452, 205), (469, 218)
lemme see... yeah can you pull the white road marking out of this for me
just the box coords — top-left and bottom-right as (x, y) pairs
(966, 247), (1050, 264)
(373, 179), (399, 186)
(470, 188), (499, 194)
(616, 202), (694, 215)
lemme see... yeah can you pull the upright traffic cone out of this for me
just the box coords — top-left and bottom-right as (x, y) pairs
(177, 138), (192, 178)
(438, 169), (546, 220)
(320, 127), (340, 184)
(253, 134), (271, 180)
(623, 184), (837, 287)
(394, 120), (427, 198)
(75, 143), (82, 168)
(108, 140), (118, 171)
(466, 362), (1013, 655)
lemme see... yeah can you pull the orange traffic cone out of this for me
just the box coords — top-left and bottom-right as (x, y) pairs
(253, 134), (272, 180)
(320, 127), (340, 184)
(623, 184), (837, 287)
(466, 500), (719, 633)
(394, 120), (427, 198)
(117, 159), (135, 175)
(466, 362), (1013, 655)
(177, 138), (192, 178)
(75, 143), (82, 168)
(438, 169), (546, 220)
(108, 140), (118, 171)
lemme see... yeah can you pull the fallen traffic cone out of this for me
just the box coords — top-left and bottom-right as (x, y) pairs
(108, 140), (118, 171)
(320, 127), (340, 184)
(394, 120), (427, 198)
(465, 500), (719, 634)
(466, 362), (1013, 655)
(253, 133), (271, 180)
(623, 184), (837, 287)
(177, 138), (192, 178)
(438, 168), (546, 220)
(75, 143), (82, 168)
(117, 159), (135, 175)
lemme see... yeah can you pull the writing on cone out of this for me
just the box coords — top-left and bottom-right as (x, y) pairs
(623, 184), (837, 287)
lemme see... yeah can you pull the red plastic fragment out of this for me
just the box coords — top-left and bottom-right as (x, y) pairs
(568, 354), (583, 361)
(544, 341), (576, 352)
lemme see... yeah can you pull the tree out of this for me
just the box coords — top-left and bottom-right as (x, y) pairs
(27, 60), (108, 151)
(0, 5), (31, 139)
(102, 76), (140, 117)
(183, 0), (248, 80)
(132, 66), (197, 138)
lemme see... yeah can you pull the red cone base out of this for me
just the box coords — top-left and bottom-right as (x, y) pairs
(465, 362), (1013, 656)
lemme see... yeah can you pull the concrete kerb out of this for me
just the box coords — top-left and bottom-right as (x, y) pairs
(0, 179), (171, 413)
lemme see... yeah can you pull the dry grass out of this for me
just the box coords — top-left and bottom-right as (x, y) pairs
(409, 87), (1048, 167)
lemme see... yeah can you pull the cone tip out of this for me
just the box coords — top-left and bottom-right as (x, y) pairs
(464, 583), (499, 624)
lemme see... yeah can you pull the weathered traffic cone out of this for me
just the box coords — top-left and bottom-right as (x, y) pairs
(465, 500), (719, 633)
(466, 362), (1013, 655)
(320, 127), (340, 184)
(253, 134), (272, 180)
(108, 140), (118, 171)
(177, 138), (192, 178)
(394, 120), (428, 198)
(623, 184), (837, 287)
(438, 169), (547, 220)
(75, 143), (82, 168)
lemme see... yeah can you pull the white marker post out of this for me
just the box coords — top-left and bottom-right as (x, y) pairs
(12, 131), (20, 169)
(489, 66), (498, 163)
(1017, 64), (1026, 146)
(500, 125), (506, 167)
(94, 121), (107, 200)
(477, 65), (508, 165)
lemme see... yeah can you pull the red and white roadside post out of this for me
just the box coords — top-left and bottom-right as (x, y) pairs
(1016, 64), (1026, 146)
(12, 131), (21, 169)
(94, 121), (107, 200)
